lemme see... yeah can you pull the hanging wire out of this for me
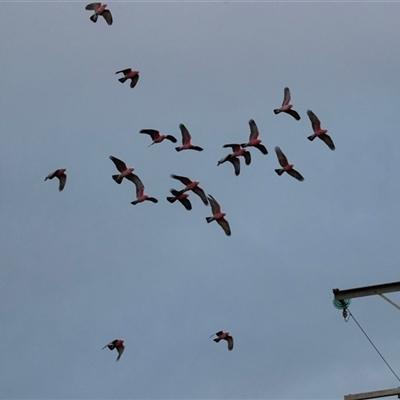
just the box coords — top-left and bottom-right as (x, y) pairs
(348, 309), (400, 383)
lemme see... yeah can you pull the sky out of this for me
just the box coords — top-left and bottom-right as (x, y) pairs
(1, 1), (400, 399)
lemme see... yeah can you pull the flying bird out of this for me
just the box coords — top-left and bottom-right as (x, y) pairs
(85, 3), (113, 25)
(210, 331), (234, 351)
(115, 69), (139, 89)
(273, 87), (301, 120)
(170, 174), (208, 205)
(44, 169), (67, 192)
(131, 178), (158, 205)
(206, 195), (231, 236)
(109, 155), (141, 185)
(306, 110), (335, 150)
(175, 124), (203, 152)
(102, 339), (124, 361)
(166, 189), (192, 211)
(139, 129), (177, 146)
(222, 144), (251, 165)
(217, 154), (241, 176)
(274, 146), (304, 181)
(241, 119), (268, 154)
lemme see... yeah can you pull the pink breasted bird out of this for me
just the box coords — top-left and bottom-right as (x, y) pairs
(85, 3), (113, 25)
(274, 146), (304, 181)
(102, 339), (125, 361)
(109, 155), (140, 185)
(166, 189), (192, 211)
(170, 174), (208, 205)
(217, 154), (241, 176)
(130, 178), (158, 206)
(175, 124), (203, 152)
(273, 87), (301, 120)
(206, 195), (231, 236)
(306, 110), (335, 150)
(139, 129), (177, 146)
(241, 119), (268, 154)
(115, 69), (139, 89)
(44, 169), (67, 192)
(210, 331), (234, 350)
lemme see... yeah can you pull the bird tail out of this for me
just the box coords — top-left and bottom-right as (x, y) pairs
(175, 147), (182, 152)
(118, 77), (127, 83)
(90, 14), (98, 23)
(206, 217), (214, 223)
(273, 109), (281, 115)
(213, 338), (221, 343)
(112, 174), (123, 184)
(307, 135), (316, 141)
(275, 169), (284, 176)
(167, 196), (177, 203)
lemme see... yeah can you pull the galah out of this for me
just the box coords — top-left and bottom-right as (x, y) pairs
(241, 119), (268, 154)
(210, 331), (234, 350)
(274, 146), (304, 181)
(170, 174), (208, 205)
(109, 155), (141, 185)
(85, 3), (113, 25)
(130, 178), (158, 206)
(44, 169), (67, 192)
(166, 189), (192, 211)
(307, 110), (335, 150)
(116, 69), (139, 89)
(206, 195), (231, 236)
(102, 339), (124, 361)
(273, 87), (301, 120)
(175, 124), (203, 152)
(140, 129), (177, 146)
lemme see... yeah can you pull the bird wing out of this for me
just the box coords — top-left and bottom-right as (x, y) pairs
(217, 218), (231, 236)
(248, 119), (259, 141)
(109, 156), (127, 173)
(223, 143), (241, 152)
(130, 73), (139, 88)
(166, 135), (177, 143)
(307, 110), (321, 132)
(116, 344), (125, 361)
(58, 173), (67, 191)
(170, 188), (182, 196)
(274, 147), (288, 167)
(243, 151), (251, 165)
(226, 335), (234, 350)
(282, 87), (291, 106)
(140, 129), (159, 140)
(44, 170), (57, 181)
(85, 2), (101, 10)
(319, 133), (335, 150)
(285, 109), (301, 121)
(179, 123), (191, 144)
(207, 195), (220, 215)
(255, 144), (268, 154)
(101, 9), (113, 25)
(115, 68), (131, 75)
(126, 173), (144, 195)
(102, 340), (115, 350)
(228, 156), (240, 176)
(179, 197), (192, 211)
(170, 174), (191, 185)
(287, 169), (304, 181)
(193, 186), (208, 205)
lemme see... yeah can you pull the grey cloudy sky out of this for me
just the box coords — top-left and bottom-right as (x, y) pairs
(1, 1), (400, 399)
